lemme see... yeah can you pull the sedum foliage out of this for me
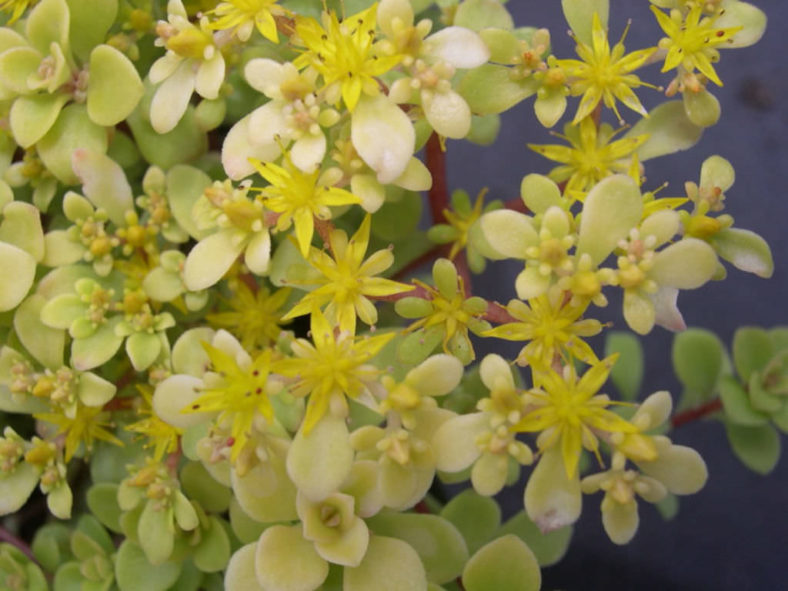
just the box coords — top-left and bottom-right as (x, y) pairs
(0, 0), (777, 589)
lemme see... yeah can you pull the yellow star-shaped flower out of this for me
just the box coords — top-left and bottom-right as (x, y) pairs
(512, 355), (641, 479)
(251, 156), (360, 257)
(651, 5), (741, 87)
(293, 4), (402, 111)
(556, 13), (657, 124)
(283, 214), (413, 334)
(275, 308), (394, 433)
(529, 116), (649, 196)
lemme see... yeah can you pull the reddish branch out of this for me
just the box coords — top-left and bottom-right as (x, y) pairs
(671, 398), (723, 428)
(0, 526), (37, 564)
(425, 133), (450, 224)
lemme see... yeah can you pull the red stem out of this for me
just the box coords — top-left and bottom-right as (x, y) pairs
(671, 398), (723, 429)
(484, 301), (518, 324)
(425, 133), (449, 224)
(0, 526), (38, 564)
(503, 196), (528, 213)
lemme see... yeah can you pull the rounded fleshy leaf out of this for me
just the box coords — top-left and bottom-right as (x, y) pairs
(0, 462), (40, 515)
(671, 328), (724, 397)
(454, 0), (514, 32)
(406, 354), (463, 397)
(352, 94), (415, 184)
(724, 423), (780, 475)
(38, 104), (108, 185)
(561, 0), (609, 46)
(66, 0), (118, 62)
(424, 90), (472, 139)
(683, 88), (720, 128)
(70, 319), (124, 370)
(440, 489), (501, 555)
(114, 540), (181, 591)
(26, 0), (70, 55)
(640, 209), (680, 248)
(222, 110), (283, 181)
(344, 535), (428, 591)
(496, 510), (572, 567)
(471, 452), (508, 496)
(732, 327), (773, 382)
(650, 238), (718, 289)
(478, 210), (538, 260)
(153, 374), (208, 429)
(711, 228), (773, 279)
(138, 500), (174, 565)
(0, 46), (43, 94)
(623, 290), (655, 335)
(183, 228), (247, 291)
(42, 230), (85, 267)
(166, 165), (213, 240)
(377, 0), (414, 39)
(0, 242), (36, 312)
(13, 294), (64, 369)
(524, 447), (582, 533)
(126, 101), (207, 169)
(432, 412), (487, 473)
(9, 93), (70, 149)
(244, 230), (271, 275)
(577, 175), (642, 265)
(78, 371), (116, 407)
(604, 332), (644, 401)
(602, 500), (639, 545)
(459, 64), (539, 115)
(225, 544), (264, 591)
(479, 353), (514, 392)
(719, 376), (768, 427)
(232, 459), (298, 523)
(126, 332), (162, 372)
(193, 516), (231, 572)
(520, 174), (562, 214)
(151, 61), (196, 134)
(424, 26), (490, 69)
(637, 441), (708, 494)
(287, 414), (354, 501)
(627, 101), (703, 161)
(716, 2), (767, 48)
(72, 149), (134, 225)
(171, 327), (214, 377)
(462, 534), (541, 591)
(87, 44), (144, 126)
(255, 525), (328, 591)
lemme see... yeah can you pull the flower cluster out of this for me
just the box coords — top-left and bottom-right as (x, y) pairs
(0, 1), (776, 590)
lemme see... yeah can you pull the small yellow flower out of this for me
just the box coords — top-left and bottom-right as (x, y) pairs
(35, 405), (123, 462)
(483, 293), (602, 367)
(182, 345), (276, 462)
(442, 190), (486, 261)
(275, 308), (393, 433)
(207, 0), (286, 43)
(0, 0), (37, 24)
(512, 355), (638, 479)
(529, 117), (648, 196)
(283, 214), (413, 334)
(251, 156), (360, 257)
(651, 5), (741, 86)
(293, 4), (402, 111)
(125, 386), (182, 462)
(555, 13), (657, 124)
(207, 282), (292, 350)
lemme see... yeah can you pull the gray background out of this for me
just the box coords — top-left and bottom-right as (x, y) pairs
(446, 1), (788, 588)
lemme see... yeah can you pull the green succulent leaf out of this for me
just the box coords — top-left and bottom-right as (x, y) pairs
(87, 44), (144, 127)
(86, 483), (123, 533)
(711, 228), (774, 279)
(732, 327), (773, 382)
(193, 516), (231, 573)
(66, 0), (119, 62)
(255, 525), (329, 591)
(0, 460), (39, 515)
(31, 523), (72, 572)
(366, 512), (468, 584)
(561, 0), (609, 46)
(224, 544), (264, 591)
(38, 104), (108, 185)
(344, 535), (428, 591)
(496, 511), (572, 568)
(26, 0), (71, 55)
(13, 294), (64, 369)
(604, 331), (644, 401)
(459, 65), (539, 115)
(627, 101), (703, 161)
(725, 422), (781, 475)
(672, 328), (724, 401)
(9, 93), (70, 150)
(440, 489), (501, 555)
(718, 376), (769, 427)
(462, 534), (541, 591)
(455, 0), (514, 31)
(115, 540), (181, 591)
